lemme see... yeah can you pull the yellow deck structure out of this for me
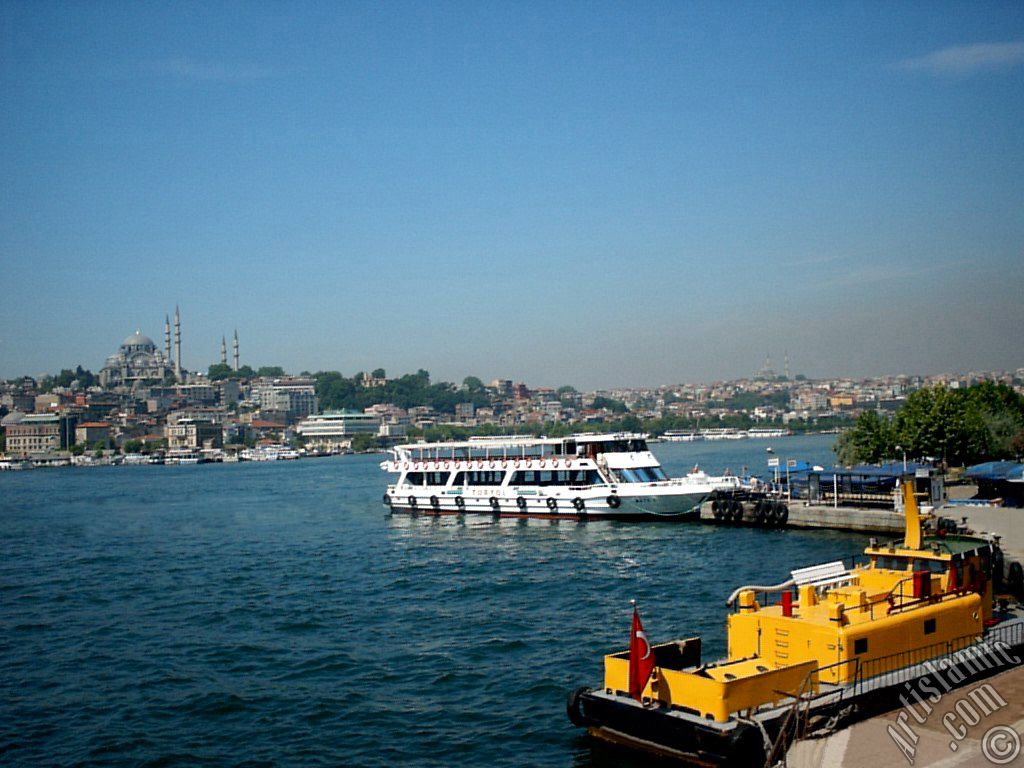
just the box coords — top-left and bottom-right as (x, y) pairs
(602, 481), (996, 723)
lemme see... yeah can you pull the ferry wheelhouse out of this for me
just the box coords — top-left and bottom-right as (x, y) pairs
(568, 479), (1023, 764)
(381, 433), (721, 519)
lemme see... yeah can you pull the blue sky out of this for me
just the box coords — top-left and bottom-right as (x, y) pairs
(2, 2), (1022, 388)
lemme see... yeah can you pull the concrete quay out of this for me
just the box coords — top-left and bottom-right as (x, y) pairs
(698, 499), (905, 535)
(787, 660), (1024, 768)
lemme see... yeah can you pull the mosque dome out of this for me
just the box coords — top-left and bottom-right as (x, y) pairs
(122, 331), (156, 349)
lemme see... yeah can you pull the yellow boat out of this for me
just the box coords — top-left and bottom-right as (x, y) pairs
(567, 479), (1024, 765)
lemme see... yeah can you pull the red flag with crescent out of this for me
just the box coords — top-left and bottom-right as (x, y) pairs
(628, 605), (655, 701)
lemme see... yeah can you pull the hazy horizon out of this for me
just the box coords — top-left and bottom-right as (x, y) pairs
(3, 3), (1022, 389)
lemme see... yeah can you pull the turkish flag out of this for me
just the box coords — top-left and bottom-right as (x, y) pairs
(628, 606), (655, 701)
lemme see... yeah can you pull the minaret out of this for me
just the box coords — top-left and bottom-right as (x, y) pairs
(174, 305), (182, 382)
(164, 314), (171, 363)
(221, 336), (228, 365)
(784, 350), (791, 381)
(233, 330), (240, 372)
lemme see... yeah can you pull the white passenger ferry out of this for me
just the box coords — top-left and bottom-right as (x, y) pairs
(381, 433), (724, 520)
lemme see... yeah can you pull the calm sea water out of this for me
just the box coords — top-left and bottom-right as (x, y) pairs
(0, 434), (861, 767)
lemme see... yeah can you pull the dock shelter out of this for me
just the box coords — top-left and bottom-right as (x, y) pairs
(786, 463), (944, 508)
(964, 462), (1024, 507)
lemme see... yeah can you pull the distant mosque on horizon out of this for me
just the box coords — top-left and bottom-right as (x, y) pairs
(98, 306), (241, 388)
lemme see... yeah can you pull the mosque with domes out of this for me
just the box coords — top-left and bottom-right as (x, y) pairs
(98, 330), (175, 388)
(98, 307), (241, 389)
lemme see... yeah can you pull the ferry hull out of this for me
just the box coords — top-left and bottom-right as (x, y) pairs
(383, 489), (708, 520)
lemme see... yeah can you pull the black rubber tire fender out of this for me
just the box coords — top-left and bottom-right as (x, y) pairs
(546, 497), (558, 512)
(1008, 561), (1024, 598)
(572, 497), (585, 512)
(407, 495), (417, 508)
(516, 496), (528, 510)
(607, 494), (621, 509)
(731, 499), (743, 521)
(454, 495), (465, 510)
(566, 687), (591, 727)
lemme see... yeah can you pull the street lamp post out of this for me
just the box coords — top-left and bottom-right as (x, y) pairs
(896, 444), (907, 473)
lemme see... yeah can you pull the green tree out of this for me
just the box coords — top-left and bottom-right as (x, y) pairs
(256, 366), (286, 378)
(838, 383), (1024, 467)
(350, 433), (378, 452)
(207, 363), (233, 381)
(835, 410), (896, 465)
(592, 396), (628, 414)
(122, 439), (143, 454)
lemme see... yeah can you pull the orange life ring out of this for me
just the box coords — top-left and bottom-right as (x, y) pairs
(403, 462), (409, 470)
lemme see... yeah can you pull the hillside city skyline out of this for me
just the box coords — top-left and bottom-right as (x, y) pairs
(5, 319), (1021, 396)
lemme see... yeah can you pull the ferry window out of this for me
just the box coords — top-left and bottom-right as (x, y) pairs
(466, 471), (504, 486)
(628, 439), (647, 452)
(624, 467), (667, 483)
(452, 472), (466, 486)
(425, 472), (449, 486)
(854, 638), (868, 655)
(924, 618), (936, 635)
(404, 472), (424, 486)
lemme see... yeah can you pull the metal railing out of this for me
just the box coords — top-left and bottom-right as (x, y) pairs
(765, 620), (1023, 766)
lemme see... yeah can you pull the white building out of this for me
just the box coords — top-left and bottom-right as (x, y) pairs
(256, 378), (318, 423)
(295, 411), (383, 447)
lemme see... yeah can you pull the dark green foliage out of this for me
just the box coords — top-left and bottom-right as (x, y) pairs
(256, 366), (286, 378)
(723, 391), (790, 411)
(835, 383), (1024, 466)
(40, 366), (97, 392)
(350, 433), (378, 452)
(591, 396), (628, 413)
(835, 410), (897, 465)
(314, 370), (490, 415)
(207, 363), (233, 380)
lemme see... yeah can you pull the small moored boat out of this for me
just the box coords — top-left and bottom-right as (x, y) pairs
(567, 479), (1024, 764)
